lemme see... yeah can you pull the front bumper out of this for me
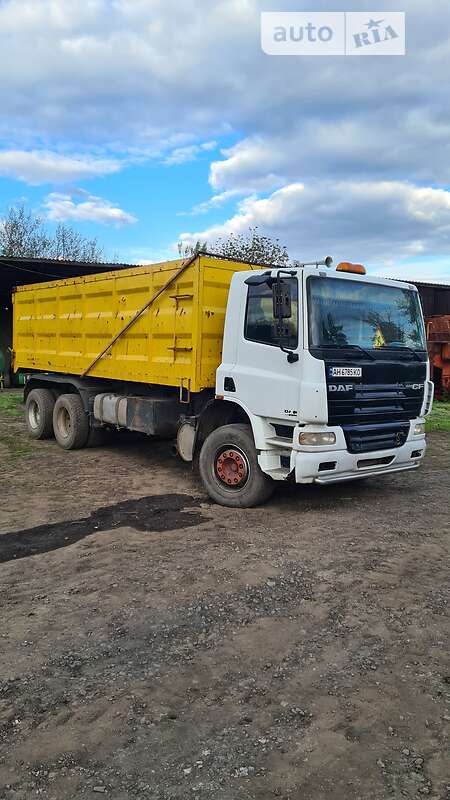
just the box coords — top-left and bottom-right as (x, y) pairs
(292, 420), (426, 484)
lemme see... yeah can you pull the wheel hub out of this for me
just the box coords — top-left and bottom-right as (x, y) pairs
(57, 407), (71, 437)
(28, 401), (40, 429)
(215, 448), (249, 488)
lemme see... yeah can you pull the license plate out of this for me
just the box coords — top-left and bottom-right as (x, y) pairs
(329, 367), (362, 377)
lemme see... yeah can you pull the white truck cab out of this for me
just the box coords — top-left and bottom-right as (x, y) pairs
(208, 260), (433, 503)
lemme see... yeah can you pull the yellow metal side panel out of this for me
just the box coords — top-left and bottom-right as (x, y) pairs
(196, 257), (254, 390)
(83, 262), (197, 386)
(13, 259), (204, 389)
(13, 256), (255, 392)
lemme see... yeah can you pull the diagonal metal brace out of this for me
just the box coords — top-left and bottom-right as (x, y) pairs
(81, 254), (197, 378)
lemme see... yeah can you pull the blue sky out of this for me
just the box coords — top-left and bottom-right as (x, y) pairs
(0, 0), (449, 282)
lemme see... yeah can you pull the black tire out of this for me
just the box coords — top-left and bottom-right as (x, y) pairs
(199, 423), (274, 508)
(53, 393), (89, 450)
(25, 388), (55, 440)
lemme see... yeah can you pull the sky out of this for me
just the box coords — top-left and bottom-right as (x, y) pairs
(0, 0), (449, 282)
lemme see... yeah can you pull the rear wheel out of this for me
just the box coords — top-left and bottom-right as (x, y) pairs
(199, 423), (274, 507)
(53, 393), (89, 450)
(25, 388), (55, 439)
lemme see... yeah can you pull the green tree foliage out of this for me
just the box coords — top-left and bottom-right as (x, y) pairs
(0, 204), (104, 262)
(213, 227), (290, 266)
(177, 239), (207, 258)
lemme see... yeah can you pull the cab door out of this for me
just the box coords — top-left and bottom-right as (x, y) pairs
(230, 276), (301, 421)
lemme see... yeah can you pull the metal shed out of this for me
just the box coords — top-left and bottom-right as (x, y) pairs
(0, 257), (133, 386)
(406, 279), (450, 318)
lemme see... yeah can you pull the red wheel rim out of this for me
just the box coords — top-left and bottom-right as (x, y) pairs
(215, 447), (249, 488)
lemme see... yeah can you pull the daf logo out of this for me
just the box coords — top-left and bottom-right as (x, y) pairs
(329, 384), (353, 392)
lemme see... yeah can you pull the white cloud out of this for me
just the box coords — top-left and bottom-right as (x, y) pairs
(178, 180), (450, 271)
(209, 109), (450, 194)
(44, 191), (137, 227)
(163, 141), (217, 166)
(0, 0), (261, 147)
(2, 0), (450, 278)
(1, 0), (449, 182)
(178, 189), (244, 216)
(210, 139), (286, 193)
(0, 150), (121, 184)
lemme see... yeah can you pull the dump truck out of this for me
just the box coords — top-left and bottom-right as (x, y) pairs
(12, 252), (433, 507)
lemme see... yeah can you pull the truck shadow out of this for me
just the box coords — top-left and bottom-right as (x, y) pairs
(271, 474), (419, 510)
(0, 494), (205, 564)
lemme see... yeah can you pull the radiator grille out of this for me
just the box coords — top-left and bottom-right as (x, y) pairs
(328, 383), (423, 425)
(343, 422), (410, 454)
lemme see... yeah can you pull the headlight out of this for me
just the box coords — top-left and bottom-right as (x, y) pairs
(414, 422), (425, 436)
(299, 431), (336, 446)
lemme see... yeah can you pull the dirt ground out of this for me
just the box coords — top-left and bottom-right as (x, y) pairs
(0, 407), (449, 800)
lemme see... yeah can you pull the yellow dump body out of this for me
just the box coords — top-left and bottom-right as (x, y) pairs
(13, 255), (252, 393)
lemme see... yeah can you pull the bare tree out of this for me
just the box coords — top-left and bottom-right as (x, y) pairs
(0, 205), (51, 258)
(51, 223), (103, 262)
(0, 204), (104, 262)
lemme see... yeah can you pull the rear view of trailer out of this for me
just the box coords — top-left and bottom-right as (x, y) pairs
(13, 254), (250, 394)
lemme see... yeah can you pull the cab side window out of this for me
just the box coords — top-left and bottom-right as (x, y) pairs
(244, 279), (298, 349)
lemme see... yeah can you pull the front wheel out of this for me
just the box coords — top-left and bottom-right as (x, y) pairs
(199, 423), (274, 508)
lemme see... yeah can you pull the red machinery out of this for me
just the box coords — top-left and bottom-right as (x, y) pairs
(427, 316), (450, 397)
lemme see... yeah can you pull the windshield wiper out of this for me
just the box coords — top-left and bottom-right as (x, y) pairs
(342, 344), (376, 361)
(379, 345), (423, 362)
(317, 344), (376, 361)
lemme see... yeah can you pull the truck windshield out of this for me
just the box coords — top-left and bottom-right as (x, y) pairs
(308, 277), (426, 352)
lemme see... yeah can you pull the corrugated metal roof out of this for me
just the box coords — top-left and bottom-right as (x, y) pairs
(0, 255), (135, 270)
(391, 277), (450, 288)
(0, 255), (137, 292)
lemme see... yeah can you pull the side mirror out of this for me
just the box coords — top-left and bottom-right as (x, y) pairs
(272, 273), (299, 363)
(272, 279), (292, 320)
(244, 271), (272, 286)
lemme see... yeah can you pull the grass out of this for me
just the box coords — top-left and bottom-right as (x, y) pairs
(0, 390), (23, 417)
(0, 391), (29, 460)
(0, 433), (32, 458)
(426, 400), (450, 433)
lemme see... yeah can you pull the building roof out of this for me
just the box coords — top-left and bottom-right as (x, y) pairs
(394, 278), (450, 289)
(396, 277), (450, 318)
(0, 255), (135, 295)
